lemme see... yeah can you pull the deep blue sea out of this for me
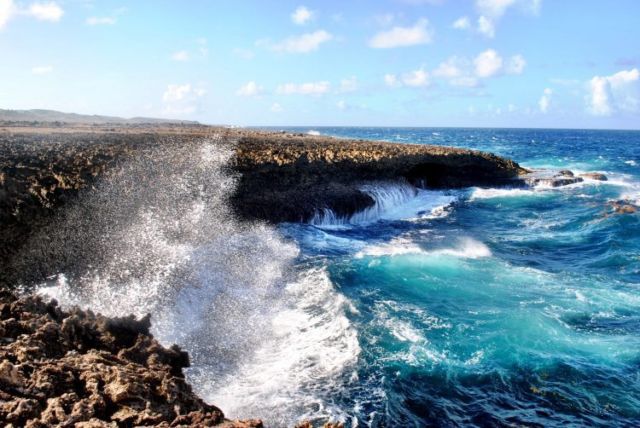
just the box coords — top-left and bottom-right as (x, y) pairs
(275, 127), (640, 427)
(40, 127), (640, 427)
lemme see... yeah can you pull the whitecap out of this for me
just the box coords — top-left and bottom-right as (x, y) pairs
(311, 181), (457, 227)
(307, 130), (321, 136)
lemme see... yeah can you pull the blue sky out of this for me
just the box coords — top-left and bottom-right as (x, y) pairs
(1, 0), (639, 128)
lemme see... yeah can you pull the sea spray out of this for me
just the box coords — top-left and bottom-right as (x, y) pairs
(310, 181), (457, 227)
(36, 135), (359, 426)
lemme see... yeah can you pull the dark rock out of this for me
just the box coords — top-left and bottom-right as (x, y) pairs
(0, 290), (262, 427)
(609, 199), (637, 214)
(231, 131), (526, 223)
(580, 172), (608, 181)
(521, 170), (584, 188)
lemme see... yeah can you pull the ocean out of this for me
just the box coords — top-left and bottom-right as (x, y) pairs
(40, 127), (640, 427)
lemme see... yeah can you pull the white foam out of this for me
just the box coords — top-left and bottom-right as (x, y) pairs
(469, 187), (538, 200)
(307, 130), (321, 136)
(356, 237), (492, 260)
(433, 238), (492, 259)
(310, 181), (457, 227)
(199, 267), (360, 425)
(355, 237), (425, 258)
(625, 160), (637, 166)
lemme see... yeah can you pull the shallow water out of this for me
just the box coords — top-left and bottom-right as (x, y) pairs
(40, 128), (640, 427)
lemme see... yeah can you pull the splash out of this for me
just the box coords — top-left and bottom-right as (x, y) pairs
(310, 181), (457, 227)
(36, 135), (358, 427)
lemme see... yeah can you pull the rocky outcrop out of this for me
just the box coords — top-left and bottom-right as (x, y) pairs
(231, 131), (526, 222)
(0, 290), (262, 427)
(521, 170), (584, 187)
(580, 172), (608, 181)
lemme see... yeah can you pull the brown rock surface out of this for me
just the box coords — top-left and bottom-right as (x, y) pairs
(232, 131), (526, 222)
(580, 172), (608, 181)
(0, 290), (262, 427)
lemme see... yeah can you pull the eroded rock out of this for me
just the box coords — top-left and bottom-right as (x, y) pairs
(580, 172), (608, 181)
(0, 291), (262, 427)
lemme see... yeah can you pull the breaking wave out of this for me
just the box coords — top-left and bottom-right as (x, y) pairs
(36, 136), (358, 427)
(310, 181), (457, 227)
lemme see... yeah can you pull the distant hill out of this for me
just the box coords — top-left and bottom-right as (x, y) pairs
(0, 109), (199, 125)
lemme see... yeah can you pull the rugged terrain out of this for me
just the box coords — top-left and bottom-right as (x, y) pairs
(0, 290), (262, 427)
(233, 130), (525, 222)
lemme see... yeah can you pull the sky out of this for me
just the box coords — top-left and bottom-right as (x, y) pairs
(1, 0), (639, 129)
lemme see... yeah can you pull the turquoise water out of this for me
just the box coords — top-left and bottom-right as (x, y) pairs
(277, 128), (640, 426)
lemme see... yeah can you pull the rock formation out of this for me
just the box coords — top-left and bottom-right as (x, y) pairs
(0, 290), (262, 427)
(232, 131), (526, 222)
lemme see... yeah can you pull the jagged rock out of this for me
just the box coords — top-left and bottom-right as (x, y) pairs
(0, 291), (262, 427)
(232, 131), (526, 222)
(610, 199), (637, 214)
(521, 170), (584, 187)
(580, 172), (608, 181)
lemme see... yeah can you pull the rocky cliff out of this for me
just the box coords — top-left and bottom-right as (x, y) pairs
(231, 131), (526, 222)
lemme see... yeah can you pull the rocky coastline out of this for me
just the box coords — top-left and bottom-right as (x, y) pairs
(0, 122), (553, 426)
(0, 290), (262, 427)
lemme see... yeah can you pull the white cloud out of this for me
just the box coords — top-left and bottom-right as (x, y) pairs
(291, 6), (313, 25)
(452, 16), (470, 30)
(163, 84), (192, 102)
(236, 81), (264, 97)
(32, 65), (52, 74)
(86, 16), (116, 25)
(474, 49), (503, 78)
(265, 30), (333, 53)
(339, 76), (358, 93)
(387, 69), (430, 88)
(539, 87), (552, 113)
(587, 68), (640, 116)
(476, 0), (517, 18)
(384, 74), (400, 87)
(433, 57), (480, 87)
(369, 18), (433, 49)
(270, 103), (283, 113)
(171, 50), (190, 61)
(475, 0), (541, 37)
(337, 100), (347, 110)
(277, 81), (331, 95)
(433, 57), (463, 79)
(28, 1), (63, 22)
(403, 68), (430, 87)
(0, 0), (15, 29)
(162, 83), (206, 115)
(477, 15), (495, 38)
(506, 54), (526, 74)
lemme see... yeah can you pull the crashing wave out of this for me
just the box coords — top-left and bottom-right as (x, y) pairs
(37, 137), (357, 427)
(310, 181), (457, 227)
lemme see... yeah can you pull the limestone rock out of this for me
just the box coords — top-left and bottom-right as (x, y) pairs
(0, 290), (262, 427)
